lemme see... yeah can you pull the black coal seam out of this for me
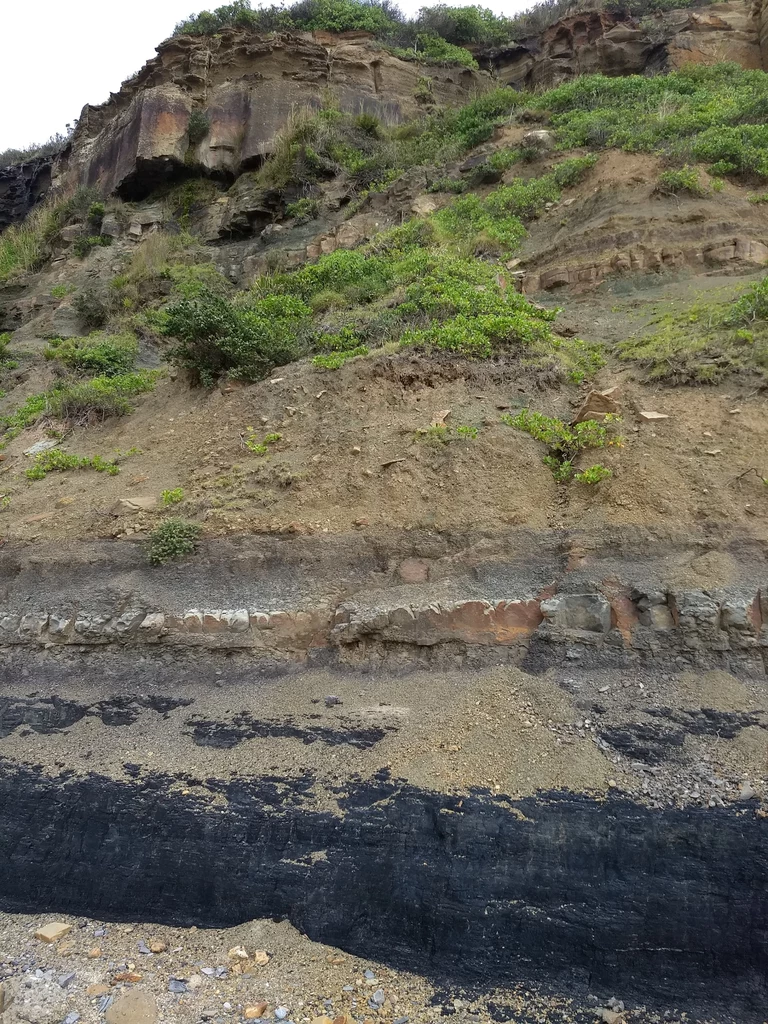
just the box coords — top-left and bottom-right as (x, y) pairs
(0, 759), (766, 1018)
(0, 696), (194, 738)
(599, 708), (768, 764)
(184, 713), (395, 749)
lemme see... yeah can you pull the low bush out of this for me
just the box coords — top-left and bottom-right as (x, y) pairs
(187, 110), (210, 146)
(149, 518), (202, 565)
(25, 449), (121, 480)
(390, 35), (478, 70)
(44, 332), (138, 376)
(655, 165), (705, 196)
(46, 371), (159, 424)
(72, 234), (112, 259)
(163, 290), (310, 384)
(161, 487), (184, 505)
(286, 197), (321, 222)
(503, 409), (621, 482)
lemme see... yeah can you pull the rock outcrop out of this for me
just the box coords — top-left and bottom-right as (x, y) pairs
(483, 0), (762, 90)
(0, 158), (52, 231)
(52, 31), (485, 201)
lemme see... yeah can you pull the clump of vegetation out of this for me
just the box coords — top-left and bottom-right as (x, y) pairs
(390, 36), (479, 70)
(164, 291), (311, 385)
(161, 487), (185, 505)
(312, 326), (369, 368)
(0, 128), (73, 168)
(620, 276), (768, 383)
(149, 518), (201, 565)
(44, 332), (138, 376)
(286, 197), (320, 222)
(504, 409), (621, 482)
(536, 63), (768, 181)
(655, 166), (706, 197)
(47, 371), (160, 424)
(416, 422), (479, 444)
(25, 449), (122, 480)
(0, 371), (160, 446)
(72, 234), (112, 259)
(242, 428), (283, 454)
(51, 284), (75, 299)
(187, 109), (210, 146)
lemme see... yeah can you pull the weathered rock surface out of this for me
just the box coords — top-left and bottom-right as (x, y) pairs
(0, 158), (52, 230)
(483, 1), (762, 90)
(53, 32), (485, 201)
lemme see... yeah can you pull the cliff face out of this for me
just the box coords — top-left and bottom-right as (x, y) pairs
(53, 31), (485, 200)
(484, 0), (763, 89)
(0, 158), (52, 231)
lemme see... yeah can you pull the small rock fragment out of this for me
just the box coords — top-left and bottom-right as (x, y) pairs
(740, 781), (757, 800)
(168, 978), (187, 994)
(87, 984), (111, 998)
(364, 970), (376, 980)
(227, 945), (248, 960)
(148, 940), (166, 953)
(275, 1008), (289, 1020)
(57, 972), (76, 988)
(251, 950), (270, 967)
(638, 410), (669, 421)
(105, 989), (158, 1024)
(137, 940), (151, 955)
(113, 972), (142, 983)
(35, 922), (73, 943)
(88, 947), (102, 958)
(372, 989), (385, 1006)
(244, 1003), (268, 1019)
(63, 1014), (81, 1024)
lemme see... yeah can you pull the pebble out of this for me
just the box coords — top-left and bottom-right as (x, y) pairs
(372, 988), (385, 1006)
(57, 971), (76, 988)
(275, 1007), (289, 1019)
(138, 940), (152, 954)
(63, 1014), (81, 1024)
(252, 950), (270, 966)
(149, 940), (167, 953)
(364, 970), (376, 980)
(168, 978), (188, 993)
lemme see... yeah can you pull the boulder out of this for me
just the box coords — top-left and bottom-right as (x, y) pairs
(540, 594), (612, 633)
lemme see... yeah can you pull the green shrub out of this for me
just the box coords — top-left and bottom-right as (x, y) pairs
(149, 518), (201, 564)
(286, 197), (320, 222)
(390, 35), (479, 70)
(44, 332), (138, 376)
(574, 463), (612, 484)
(161, 487), (184, 505)
(46, 371), (159, 424)
(656, 165), (705, 196)
(25, 449), (121, 480)
(187, 110), (210, 146)
(72, 234), (112, 259)
(164, 290), (310, 384)
(51, 284), (74, 299)
(503, 409), (621, 482)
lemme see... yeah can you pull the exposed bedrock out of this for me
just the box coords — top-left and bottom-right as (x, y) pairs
(53, 32), (484, 200)
(0, 158), (52, 230)
(0, 528), (765, 670)
(0, 760), (766, 1018)
(484, 1), (763, 90)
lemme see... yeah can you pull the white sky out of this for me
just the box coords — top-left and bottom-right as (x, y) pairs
(0, 0), (524, 152)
